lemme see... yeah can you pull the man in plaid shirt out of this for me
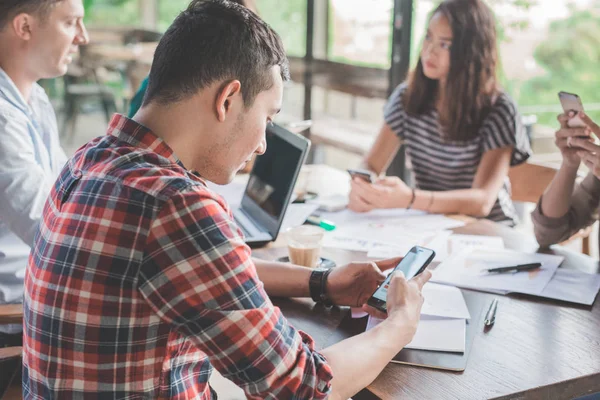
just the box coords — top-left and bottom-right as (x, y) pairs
(23, 1), (430, 399)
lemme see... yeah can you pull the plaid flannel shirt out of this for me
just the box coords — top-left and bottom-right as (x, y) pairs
(23, 115), (333, 399)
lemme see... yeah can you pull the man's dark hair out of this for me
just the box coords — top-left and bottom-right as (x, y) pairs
(0, 0), (63, 31)
(144, 0), (289, 108)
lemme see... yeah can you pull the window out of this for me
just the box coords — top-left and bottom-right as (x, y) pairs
(328, 0), (393, 68)
(256, 0), (307, 57)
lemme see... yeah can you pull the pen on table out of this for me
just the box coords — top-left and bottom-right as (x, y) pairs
(306, 215), (336, 231)
(486, 262), (542, 274)
(484, 298), (498, 328)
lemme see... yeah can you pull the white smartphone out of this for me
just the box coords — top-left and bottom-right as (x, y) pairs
(558, 91), (586, 128)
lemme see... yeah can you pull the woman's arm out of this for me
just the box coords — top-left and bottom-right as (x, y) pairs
(362, 123), (402, 175)
(349, 147), (512, 217)
(411, 146), (512, 217)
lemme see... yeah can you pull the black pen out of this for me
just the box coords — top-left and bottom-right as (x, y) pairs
(486, 262), (542, 274)
(484, 298), (498, 328)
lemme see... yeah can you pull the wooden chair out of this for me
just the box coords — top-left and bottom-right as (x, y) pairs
(508, 162), (593, 255)
(0, 304), (23, 399)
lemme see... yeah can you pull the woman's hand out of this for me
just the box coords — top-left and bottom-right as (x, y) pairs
(567, 112), (600, 179)
(347, 176), (412, 212)
(555, 111), (594, 168)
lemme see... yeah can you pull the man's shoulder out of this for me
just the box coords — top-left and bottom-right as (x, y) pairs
(83, 140), (227, 211)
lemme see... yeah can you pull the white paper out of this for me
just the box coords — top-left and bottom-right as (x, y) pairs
(447, 234), (505, 255)
(367, 232), (437, 259)
(351, 282), (470, 320)
(317, 208), (426, 226)
(538, 269), (600, 305)
(432, 248), (563, 295)
(422, 230), (453, 262)
(421, 283), (471, 319)
(323, 234), (387, 252)
(367, 315), (466, 353)
(280, 203), (320, 232)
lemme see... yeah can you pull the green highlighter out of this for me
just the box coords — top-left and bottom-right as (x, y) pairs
(305, 215), (336, 231)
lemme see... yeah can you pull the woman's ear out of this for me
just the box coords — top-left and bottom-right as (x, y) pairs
(215, 80), (242, 122)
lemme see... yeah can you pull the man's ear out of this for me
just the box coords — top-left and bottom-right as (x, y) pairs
(215, 80), (242, 122)
(12, 14), (34, 41)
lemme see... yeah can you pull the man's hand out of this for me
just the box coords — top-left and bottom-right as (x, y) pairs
(326, 257), (401, 307)
(362, 270), (432, 343)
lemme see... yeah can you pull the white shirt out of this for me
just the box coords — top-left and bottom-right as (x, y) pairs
(0, 67), (67, 305)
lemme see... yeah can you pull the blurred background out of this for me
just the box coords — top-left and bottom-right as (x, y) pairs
(52, 0), (600, 172)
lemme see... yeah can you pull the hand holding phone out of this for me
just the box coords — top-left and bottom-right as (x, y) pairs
(347, 168), (374, 183)
(367, 246), (435, 313)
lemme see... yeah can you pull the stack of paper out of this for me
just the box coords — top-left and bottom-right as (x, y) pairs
(361, 283), (470, 353)
(319, 209), (466, 255)
(432, 247), (600, 305)
(366, 231), (504, 262)
(433, 248), (563, 293)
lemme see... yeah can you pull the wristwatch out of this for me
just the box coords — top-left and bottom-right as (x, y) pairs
(309, 268), (334, 306)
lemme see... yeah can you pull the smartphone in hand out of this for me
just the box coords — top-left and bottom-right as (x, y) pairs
(347, 168), (374, 183)
(558, 91), (586, 128)
(367, 246), (436, 313)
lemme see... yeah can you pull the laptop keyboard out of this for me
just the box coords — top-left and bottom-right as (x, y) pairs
(234, 209), (263, 238)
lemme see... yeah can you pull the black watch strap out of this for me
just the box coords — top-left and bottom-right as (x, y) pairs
(309, 268), (334, 306)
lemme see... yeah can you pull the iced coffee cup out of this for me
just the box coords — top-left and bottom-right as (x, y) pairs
(285, 225), (324, 268)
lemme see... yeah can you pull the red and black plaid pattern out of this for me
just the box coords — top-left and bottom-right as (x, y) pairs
(23, 115), (333, 399)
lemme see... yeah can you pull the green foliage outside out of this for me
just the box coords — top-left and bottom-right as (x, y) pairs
(84, 0), (140, 26)
(516, 3), (600, 126)
(255, 0), (306, 57)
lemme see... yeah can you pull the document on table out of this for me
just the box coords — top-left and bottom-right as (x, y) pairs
(447, 234), (505, 255)
(351, 282), (470, 320)
(432, 248), (563, 295)
(538, 269), (600, 305)
(317, 208), (426, 226)
(421, 283), (471, 319)
(367, 315), (466, 353)
(280, 203), (320, 231)
(321, 210), (466, 254)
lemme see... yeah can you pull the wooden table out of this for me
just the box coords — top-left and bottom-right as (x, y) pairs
(254, 219), (600, 399)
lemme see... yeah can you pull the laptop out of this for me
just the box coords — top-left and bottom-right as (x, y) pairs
(233, 123), (310, 247)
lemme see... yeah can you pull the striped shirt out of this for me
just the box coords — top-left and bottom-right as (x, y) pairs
(23, 114), (333, 399)
(384, 83), (531, 224)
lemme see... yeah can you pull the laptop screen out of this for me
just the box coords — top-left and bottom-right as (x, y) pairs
(240, 123), (310, 240)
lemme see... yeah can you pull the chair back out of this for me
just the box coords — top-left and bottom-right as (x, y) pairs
(0, 304), (23, 325)
(508, 162), (558, 204)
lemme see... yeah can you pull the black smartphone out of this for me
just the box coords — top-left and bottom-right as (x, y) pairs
(367, 246), (436, 313)
(347, 168), (374, 183)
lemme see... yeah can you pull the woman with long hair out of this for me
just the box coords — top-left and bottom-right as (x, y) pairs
(348, 0), (531, 225)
